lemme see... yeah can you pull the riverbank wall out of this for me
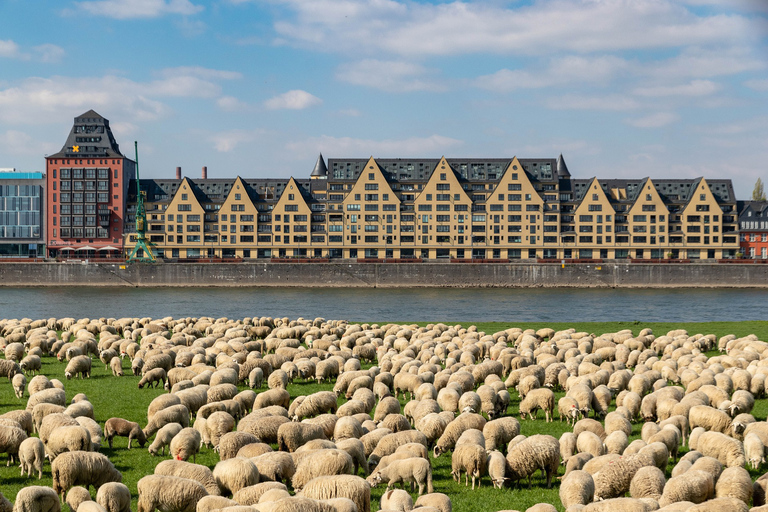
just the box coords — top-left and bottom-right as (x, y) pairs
(0, 262), (766, 288)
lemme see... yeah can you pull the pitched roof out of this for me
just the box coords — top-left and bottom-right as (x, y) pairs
(48, 110), (125, 159)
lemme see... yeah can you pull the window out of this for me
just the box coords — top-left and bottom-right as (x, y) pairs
(588, 205), (602, 211)
(508, 194), (521, 201)
(365, 184), (378, 190)
(364, 194), (378, 201)
(347, 204), (360, 211)
(418, 205), (432, 211)
(181, 194), (188, 200)
(368, 173), (375, 180)
(633, 215), (647, 222)
(526, 205), (539, 211)
(642, 205), (656, 212)
(235, 193), (241, 200)
(440, 173), (446, 180)
(285, 205), (298, 212)
(592, 194), (598, 200)
(437, 184), (450, 191)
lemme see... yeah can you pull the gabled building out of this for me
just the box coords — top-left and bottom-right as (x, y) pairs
(738, 200), (768, 259)
(45, 110), (135, 257)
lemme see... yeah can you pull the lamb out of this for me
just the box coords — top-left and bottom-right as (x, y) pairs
(154, 459), (221, 496)
(104, 418), (146, 450)
(292, 449), (355, 491)
(432, 413), (486, 457)
(451, 443), (487, 489)
(694, 431), (746, 468)
(658, 469), (714, 507)
(715, 466), (752, 504)
(277, 422), (327, 452)
(213, 457), (260, 495)
(142, 404), (190, 439)
(64, 356), (92, 380)
(51, 451), (123, 498)
(95, 483), (131, 512)
(367, 457), (434, 495)
(66, 487), (93, 512)
(18, 436), (44, 479)
(12, 486), (60, 512)
(169, 427), (202, 462)
(559, 470), (594, 509)
(380, 489), (412, 512)
(12, 373), (26, 399)
(136, 474), (208, 512)
(147, 422), (183, 456)
(505, 434), (560, 489)
(629, 465), (665, 501)
(137, 368), (166, 389)
(109, 358), (123, 378)
(298, 475), (372, 512)
(519, 388), (555, 422)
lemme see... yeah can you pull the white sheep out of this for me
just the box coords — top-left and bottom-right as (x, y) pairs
(559, 470), (594, 509)
(451, 443), (487, 489)
(12, 374), (26, 399)
(147, 422), (183, 457)
(18, 437), (44, 479)
(380, 489), (412, 512)
(212, 457), (260, 495)
(51, 451), (123, 498)
(518, 388), (555, 422)
(154, 459), (221, 496)
(12, 486), (60, 512)
(64, 356), (91, 380)
(169, 427), (202, 463)
(95, 483), (131, 512)
(367, 457), (434, 495)
(136, 474), (208, 512)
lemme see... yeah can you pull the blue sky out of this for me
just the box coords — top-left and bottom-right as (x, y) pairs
(0, 0), (767, 198)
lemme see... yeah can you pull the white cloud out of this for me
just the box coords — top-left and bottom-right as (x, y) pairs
(0, 40), (65, 62)
(336, 60), (445, 92)
(264, 90), (322, 110)
(265, 0), (759, 57)
(745, 79), (768, 91)
(216, 96), (253, 112)
(158, 67), (242, 81)
(210, 129), (266, 152)
(633, 79), (720, 97)
(475, 55), (628, 92)
(0, 130), (44, 157)
(0, 40), (22, 59)
(76, 0), (203, 19)
(32, 44), (66, 63)
(285, 134), (463, 159)
(547, 94), (640, 111)
(0, 67), (236, 125)
(648, 46), (765, 79)
(625, 112), (680, 128)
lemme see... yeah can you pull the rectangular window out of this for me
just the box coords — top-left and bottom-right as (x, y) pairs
(364, 184), (378, 190)
(418, 205), (432, 211)
(508, 194), (521, 201)
(588, 205), (602, 211)
(633, 215), (647, 222)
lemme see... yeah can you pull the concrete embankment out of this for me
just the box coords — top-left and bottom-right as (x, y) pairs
(0, 262), (766, 288)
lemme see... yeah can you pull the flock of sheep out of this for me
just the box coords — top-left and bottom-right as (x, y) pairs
(0, 316), (767, 512)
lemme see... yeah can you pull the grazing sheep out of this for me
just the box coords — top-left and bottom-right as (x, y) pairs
(66, 487), (92, 512)
(109, 358), (123, 378)
(104, 418), (146, 450)
(251, 451), (296, 484)
(629, 465), (666, 501)
(217, 431), (260, 461)
(560, 470), (595, 509)
(12, 373), (26, 399)
(169, 427), (202, 463)
(136, 474), (208, 512)
(64, 356), (92, 380)
(205, 411), (235, 449)
(367, 457), (434, 495)
(95, 483), (131, 512)
(213, 457), (260, 495)
(593, 453), (654, 500)
(298, 475), (371, 512)
(432, 413), (486, 458)
(26, 388), (66, 412)
(147, 422), (183, 457)
(689, 405), (732, 435)
(137, 368), (166, 389)
(277, 422), (327, 453)
(658, 469), (714, 507)
(253, 389), (291, 411)
(231, 482), (287, 506)
(519, 388), (555, 422)
(45, 425), (92, 459)
(154, 459), (221, 496)
(694, 431), (746, 468)
(558, 397), (579, 426)
(293, 449), (355, 491)
(505, 434), (560, 489)
(51, 451), (123, 498)
(143, 404), (190, 439)
(18, 436), (44, 479)
(715, 466), (752, 504)
(12, 486), (60, 512)
(0, 424), (27, 466)
(380, 489), (412, 512)
(451, 443), (487, 489)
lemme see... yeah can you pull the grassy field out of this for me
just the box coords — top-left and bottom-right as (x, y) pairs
(0, 320), (766, 512)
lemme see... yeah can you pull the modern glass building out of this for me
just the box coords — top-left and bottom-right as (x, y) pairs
(0, 169), (45, 257)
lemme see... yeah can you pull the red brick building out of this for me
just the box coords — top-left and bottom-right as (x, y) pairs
(45, 110), (135, 258)
(738, 200), (768, 259)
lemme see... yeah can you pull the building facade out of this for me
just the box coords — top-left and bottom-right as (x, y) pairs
(45, 110), (135, 258)
(0, 169), (45, 257)
(125, 154), (740, 261)
(738, 200), (768, 259)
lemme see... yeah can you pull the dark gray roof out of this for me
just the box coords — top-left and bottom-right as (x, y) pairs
(127, 177), (316, 205)
(556, 154), (570, 177)
(48, 110), (125, 159)
(311, 154), (328, 177)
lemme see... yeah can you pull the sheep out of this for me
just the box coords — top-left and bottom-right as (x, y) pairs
(231, 482), (288, 506)
(603, 430), (629, 455)
(64, 401), (94, 421)
(154, 459), (221, 496)
(298, 475), (372, 512)
(217, 431), (260, 461)
(432, 413), (485, 458)
(95, 483), (131, 512)
(1, 410), (33, 436)
(519, 388), (555, 422)
(237, 414), (290, 445)
(195, 496), (238, 512)
(413, 493), (451, 512)
(251, 451), (296, 484)
(367, 457), (434, 495)
(577, 431), (605, 458)
(64, 356), (92, 380)
(253, 389), (291, 410)
(689, 405), (732, 435)
(170, 427), (202, 462)
(593, 453), (654, 500)
(248, 367), (264, 389)
(205, 411), (235, 449)
(104, 418), (146, 450)
(694, 431), (746, 468)
(18, 437), (44, 479)
(715, 466), (752, 504)
(629, 465), (666, 501)
(109, 358), (123, 378)
(147, 422), (183, 456)
(658, 469), (714, 507)
(505, 434), (560, 489)
(559, 470), (594, 509)
(51, 451), (123, 498)
(66, 487), (93, 512)
(292, 449), (355, 491)
(743, 432), (765, 470)
(26, 388), (66, 411)
(278, 422), (327, 453)
(46, 425), (92, 459)
(648, 425), (681, 461)
(12, 373), (26, 399)
(380, 489), (412, 512)
(12, 486), (60, 512)
(0, 424), (27, 466)
(137, 368), (166, 389)
(336, 438), (369, 476)
(143, 404), (190, 439)
(131, 358), (143, 376)
(451, 443), (487, 489)
(213, 457), (260, 495)
(0, 359), (21, 382)
(136, 474), (208, 512)
(558, 397), (579, 426)
(573, 418), (606, 441)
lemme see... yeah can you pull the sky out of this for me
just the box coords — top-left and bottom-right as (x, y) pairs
(0, 0), (767, 199)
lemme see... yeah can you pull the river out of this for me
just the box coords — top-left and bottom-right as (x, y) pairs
(0, 287), (765, 322)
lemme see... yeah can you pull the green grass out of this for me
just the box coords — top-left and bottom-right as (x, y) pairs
(0, 321), (766, 512)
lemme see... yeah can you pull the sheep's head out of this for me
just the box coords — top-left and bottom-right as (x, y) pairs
(366, 471), (383, 487)
(733, 421), (746, 435)
(433, 445), (443, 458)
(65, 371), (72, 380)
(729, 403), (740, 417)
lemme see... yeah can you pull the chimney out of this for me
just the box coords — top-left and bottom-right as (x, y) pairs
(176, 167), (181, 180)
(202, 166), (208, 179)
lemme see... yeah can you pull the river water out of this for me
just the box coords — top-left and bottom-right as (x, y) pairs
(0, 287), (765, 322)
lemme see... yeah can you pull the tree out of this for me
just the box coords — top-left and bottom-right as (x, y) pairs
(753, 178), (766, 201)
